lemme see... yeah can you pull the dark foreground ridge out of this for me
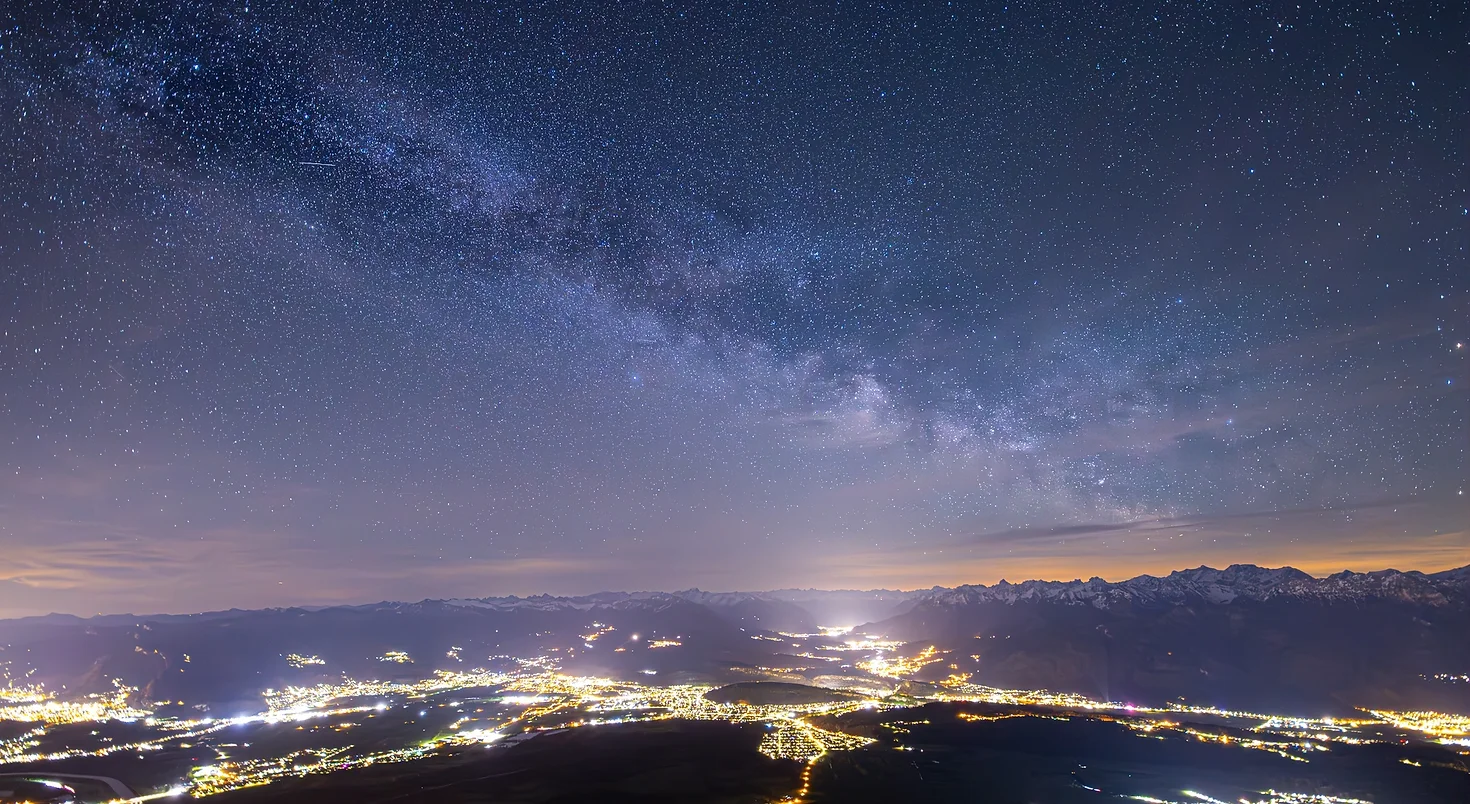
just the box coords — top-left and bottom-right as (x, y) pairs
(209, 721), (798, 804)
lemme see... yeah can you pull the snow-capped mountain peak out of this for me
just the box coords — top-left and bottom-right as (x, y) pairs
(908, 564), (1467, 610)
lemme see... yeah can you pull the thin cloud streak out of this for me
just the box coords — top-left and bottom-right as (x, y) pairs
(0, 532), (626, 619)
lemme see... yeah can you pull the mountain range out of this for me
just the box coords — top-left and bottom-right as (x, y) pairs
(2, 563), (1466, 716)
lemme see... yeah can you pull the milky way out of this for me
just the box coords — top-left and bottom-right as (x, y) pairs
(1, 0), (1465, 616)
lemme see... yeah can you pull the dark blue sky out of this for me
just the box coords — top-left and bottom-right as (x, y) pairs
(1, 0), (1465, 616)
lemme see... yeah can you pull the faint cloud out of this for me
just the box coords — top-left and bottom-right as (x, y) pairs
(0, 521), (629, 618)
(804, 495), (1469, 590)
(786, 373), (911, 449)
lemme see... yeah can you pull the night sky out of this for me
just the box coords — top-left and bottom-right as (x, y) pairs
(1, 0), (1465, 618)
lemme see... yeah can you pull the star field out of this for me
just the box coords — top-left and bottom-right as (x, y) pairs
(0, 0), (1465, 616)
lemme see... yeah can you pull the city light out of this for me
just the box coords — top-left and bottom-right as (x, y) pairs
(284, 654), (325, 668)
(2, 640), (1464, 802)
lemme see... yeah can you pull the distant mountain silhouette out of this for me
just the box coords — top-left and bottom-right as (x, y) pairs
(2, 563), (1465, 716)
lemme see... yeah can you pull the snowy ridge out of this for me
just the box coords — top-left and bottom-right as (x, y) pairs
(421, 564), (1470, 615)
(910, 564), (1470, 610)
(340, 564), (1470, 615)
(7, 564), (1467, 626)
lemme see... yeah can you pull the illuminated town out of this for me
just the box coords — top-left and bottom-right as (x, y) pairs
(2, 629), (1468, 803)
